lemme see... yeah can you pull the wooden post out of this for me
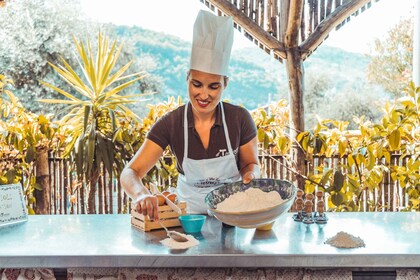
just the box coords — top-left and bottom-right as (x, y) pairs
(285, 50), (306, 189)
(34, 148), (50, 214)
(284, 0), (306, 189)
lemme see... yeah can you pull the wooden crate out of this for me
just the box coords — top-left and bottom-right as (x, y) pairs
(131, 201), (187, 232)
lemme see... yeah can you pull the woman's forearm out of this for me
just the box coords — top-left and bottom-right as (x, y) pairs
(120, 167), (149, 201)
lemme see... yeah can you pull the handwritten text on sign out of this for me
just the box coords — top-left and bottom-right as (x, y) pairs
(0, 183), (28, 227)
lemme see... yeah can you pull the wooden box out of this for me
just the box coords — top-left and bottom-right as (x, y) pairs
(131, 201), (187, 232)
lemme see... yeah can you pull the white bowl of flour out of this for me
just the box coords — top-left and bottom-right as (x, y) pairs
(205, 179), (297, 229)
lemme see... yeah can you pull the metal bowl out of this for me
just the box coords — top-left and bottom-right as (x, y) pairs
(205, 179), (297, 229)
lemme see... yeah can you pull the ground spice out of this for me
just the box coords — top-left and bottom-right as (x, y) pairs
(160, 233), (199, 250)
(325, 231), (365, 248)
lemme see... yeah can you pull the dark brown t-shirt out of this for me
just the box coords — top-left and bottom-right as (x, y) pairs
(147, 102), (257, 175)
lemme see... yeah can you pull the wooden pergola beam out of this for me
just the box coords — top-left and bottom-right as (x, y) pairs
(207, 0), (287, 59)
(285, 0), (303, 48)
(299, 0), (371, 59)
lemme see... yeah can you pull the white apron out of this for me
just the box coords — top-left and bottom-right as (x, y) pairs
(176, 102), (241, 214)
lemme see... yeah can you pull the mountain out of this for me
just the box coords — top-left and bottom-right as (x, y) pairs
(115, 25), (370, 111)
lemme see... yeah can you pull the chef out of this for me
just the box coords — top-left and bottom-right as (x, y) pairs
(120, 10), (260, 221)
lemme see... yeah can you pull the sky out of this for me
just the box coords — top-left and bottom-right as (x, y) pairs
(80, 0), (415, 54)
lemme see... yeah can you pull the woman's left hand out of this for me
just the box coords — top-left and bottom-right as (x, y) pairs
(242, 171), (255, 184)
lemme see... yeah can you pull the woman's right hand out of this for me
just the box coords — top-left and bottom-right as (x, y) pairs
(132, 194), (159, 221)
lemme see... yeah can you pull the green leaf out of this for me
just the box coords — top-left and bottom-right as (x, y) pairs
(320, 169), (334, 187)
(263, 134), (270, 149)
(27, 207), (36, 215)
(39, 80), (83, 103)
(331, 193), (343, 206)
(75, 135), (84, 178)
(97, 134), (112, 176)
(388, 129), (401, 151)
(86, 127), (96, 178)
(83, 105), (91, 133)
(25, 145), (35, 163)
(277, 136), (287, 154)
(257, 129), (265, 142)
(338, 139), (347, 156)
(38, 115), (49, 125)
(33, 183), (43, 191)
(109, 109), (116, 132)
(314, 137), (323, 154)
(6, 169), (17, 184)
(366, 147), (375, 171)
(301, 134), (309, 151)
(333, 170), (344, 192)
(348, 153), (355, 166)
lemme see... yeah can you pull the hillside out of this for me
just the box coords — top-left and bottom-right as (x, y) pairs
(116, 25), (370, 111)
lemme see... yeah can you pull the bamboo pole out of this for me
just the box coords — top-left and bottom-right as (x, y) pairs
(271, 0), (277, 38)
(313, 0), (318, 28)
(308, 0), (314, 34)
(249, 0), (254, 20)
(63, 160), (68, 214)
(50, 154), (57, 214)
(326, 0), (333, 15)
(300, 1), (306, 42)
(109, 169), (113, 214)
(266, 0), (272, 32)
(118, 180), (122, 214)
(59, 157), (64, 213)
(279, 0), (289, 50)
(335, 0), (341, 9)
(320, 0), (325, 21)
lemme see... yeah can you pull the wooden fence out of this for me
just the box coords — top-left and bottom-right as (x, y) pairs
(44, 151), (410, 215)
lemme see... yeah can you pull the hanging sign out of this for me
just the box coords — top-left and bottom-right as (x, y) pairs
(0, 183), (28, 227)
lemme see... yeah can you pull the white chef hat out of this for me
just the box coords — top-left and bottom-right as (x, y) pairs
(190, 10), (234, 76)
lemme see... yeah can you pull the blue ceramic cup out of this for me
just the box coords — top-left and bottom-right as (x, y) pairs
(178, 214), (206, 233)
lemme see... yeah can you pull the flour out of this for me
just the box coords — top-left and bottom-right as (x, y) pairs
(160, 232), (199, 250)
(325, 231), (365, 248)
(216, 187), (284, 212)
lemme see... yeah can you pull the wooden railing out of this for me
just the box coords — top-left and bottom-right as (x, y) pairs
(45, 152), (409, 215)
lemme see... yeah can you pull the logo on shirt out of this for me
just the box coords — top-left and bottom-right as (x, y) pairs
(215, 149), (228, 157)
(215, 148), (238, 157)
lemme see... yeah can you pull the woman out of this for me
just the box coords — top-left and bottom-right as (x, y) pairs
(120, 10), (260, 220)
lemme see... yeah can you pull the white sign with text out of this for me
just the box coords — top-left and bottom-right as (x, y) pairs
(0, 183), (28, 227)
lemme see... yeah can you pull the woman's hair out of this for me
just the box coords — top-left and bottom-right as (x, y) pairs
(186, 70), (229, 87)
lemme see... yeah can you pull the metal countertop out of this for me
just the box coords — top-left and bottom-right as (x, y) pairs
(0, 212), (419, 268)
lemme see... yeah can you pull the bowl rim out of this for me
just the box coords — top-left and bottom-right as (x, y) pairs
(209, 197), (293, 215)
(178, 214), (206, 221)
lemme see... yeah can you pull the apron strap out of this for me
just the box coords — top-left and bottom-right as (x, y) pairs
(220, 102), (234, 156)
(183, 103), (189, 163)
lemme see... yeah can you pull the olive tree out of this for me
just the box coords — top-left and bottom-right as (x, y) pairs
(367, 17), (413, 97)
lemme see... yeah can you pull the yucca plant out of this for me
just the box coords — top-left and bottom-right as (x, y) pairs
(40, 32), (146, 214)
